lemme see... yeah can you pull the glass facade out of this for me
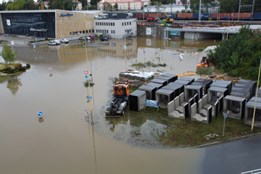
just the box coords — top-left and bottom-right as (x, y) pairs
(1, 12), (55, 38)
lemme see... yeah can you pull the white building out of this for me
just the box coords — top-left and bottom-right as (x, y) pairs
(94, 13), (137, 39)
(98, 0), (150, 11)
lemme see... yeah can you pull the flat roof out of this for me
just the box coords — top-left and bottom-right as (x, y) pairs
(208, 86), (228, 93)
(225, 95), (246, 102)
(185, 85), (202, 90)
(156, 87), (174, 95)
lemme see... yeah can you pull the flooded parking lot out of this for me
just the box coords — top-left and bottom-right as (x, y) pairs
(0, 37), (218, 173)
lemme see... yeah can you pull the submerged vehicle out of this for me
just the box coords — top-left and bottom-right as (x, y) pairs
(196, 56), (210, 69)
(48, 40), (60, 46)
(60, 38), (69, 44)
(105, 82), (130, 117)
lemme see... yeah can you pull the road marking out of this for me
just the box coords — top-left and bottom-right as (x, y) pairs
(241, 168), (261, 174)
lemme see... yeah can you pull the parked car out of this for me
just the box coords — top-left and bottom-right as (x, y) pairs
(60, 38), (69, 44)
(100, 35), (109, 41)
(48, 40), (60, 46)
(79, 35), (95, 42)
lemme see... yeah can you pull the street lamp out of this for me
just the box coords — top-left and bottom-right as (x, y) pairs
(238, 0), (241, 21)
(198, 0), (202, 22)
(251, 58), (261, 131)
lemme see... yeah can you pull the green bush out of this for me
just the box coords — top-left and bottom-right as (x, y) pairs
(207, 27), (261, 81)
(196, 67), (215, 76)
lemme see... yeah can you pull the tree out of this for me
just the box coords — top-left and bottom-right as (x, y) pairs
(0, 1), (7, 10)
(113, 3), (118, 11)
(103, 2), (112, 11)
(49, 0), (73, 10)
(1, 43), (16, 64)
(6, 0), (37, 10)
(24, 0), (37, 10)
(219, 0), (238, 13)
(7, 77), (22, 95)
(6, 0), (24, 10)
(255, 0), (261, 12)
(208, 27), (261, 81)
(78, 0), (87, 9)
(190, 0), (220, 13)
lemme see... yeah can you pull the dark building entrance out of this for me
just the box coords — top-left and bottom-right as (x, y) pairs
(1, 12), (55, 38)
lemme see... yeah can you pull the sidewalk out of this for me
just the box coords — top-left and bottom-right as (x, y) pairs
(0, 34), (82, 47)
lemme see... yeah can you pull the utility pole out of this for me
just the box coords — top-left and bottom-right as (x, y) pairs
(238, 0), (241, 21)
(198, 0), (202, 22)
(252, 0), (255, 15)
(251, 58), (261, 131)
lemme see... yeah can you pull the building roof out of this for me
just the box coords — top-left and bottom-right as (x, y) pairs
(94, 12), (135, 19)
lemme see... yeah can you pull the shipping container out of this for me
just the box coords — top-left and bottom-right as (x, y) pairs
(211, 13), (231, 20)
(177, 13), (193, 20)
(193, 13), (210, 20)
(253, 12), (261, 20)
(230, 12), (252, 20)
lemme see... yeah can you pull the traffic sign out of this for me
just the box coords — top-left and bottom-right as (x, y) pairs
(223, 111), (228, 119)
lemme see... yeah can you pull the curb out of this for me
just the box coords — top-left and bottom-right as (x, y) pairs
(196, 132), (261, 148)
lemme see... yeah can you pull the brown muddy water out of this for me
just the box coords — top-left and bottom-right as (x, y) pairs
(0, 37), (218, 174)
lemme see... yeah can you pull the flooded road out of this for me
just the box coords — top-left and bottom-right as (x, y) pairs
(0, 37), (218, 173)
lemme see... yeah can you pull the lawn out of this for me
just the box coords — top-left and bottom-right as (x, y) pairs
(119, 108), (261, 148)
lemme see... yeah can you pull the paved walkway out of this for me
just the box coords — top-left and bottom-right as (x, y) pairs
(0, 34), (82, 47)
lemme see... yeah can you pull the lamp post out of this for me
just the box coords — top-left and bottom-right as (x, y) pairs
(238, 0), (241, 21)
(252, 0), (255, 15)
(198, 0), (202, 22)
(251, 58), (261, 131)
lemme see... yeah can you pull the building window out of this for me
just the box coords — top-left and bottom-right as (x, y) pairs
(111, 30), (115, 34)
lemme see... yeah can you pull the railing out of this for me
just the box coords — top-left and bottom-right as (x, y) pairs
(164, 27), (240, 34)
(164, 25), (261, 34)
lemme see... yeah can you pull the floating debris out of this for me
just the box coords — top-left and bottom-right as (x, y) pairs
(205, 133), (219, 140)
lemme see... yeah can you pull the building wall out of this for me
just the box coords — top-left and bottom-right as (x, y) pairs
(96, 39), (137, 57)
(0, 14), (3, 34)
(94, 18), (137, 39)
(56, 10), (95, 39)
(99, 0), (150, 10)
(0, 10), (97, 39)
(0, 11), (55, 38)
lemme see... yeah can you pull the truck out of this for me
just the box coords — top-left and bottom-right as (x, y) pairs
(105, 82), (130, 117)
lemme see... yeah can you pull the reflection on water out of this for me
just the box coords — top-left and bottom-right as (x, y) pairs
(38, 117), (44, 123)
(105, 109), (169, 147)
(0, 37), (217, 173)
(7, 77), (22, 95)
(0, 74), (22, 95)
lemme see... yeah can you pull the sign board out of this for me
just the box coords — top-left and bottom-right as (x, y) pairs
(146, 39), (151, 46)
(223, 112), (228, 119)
(170, 30), (180, 36)
(145, 100), (159, 108)
(6, 19), (11, 26)
(146, 27), (152, 35)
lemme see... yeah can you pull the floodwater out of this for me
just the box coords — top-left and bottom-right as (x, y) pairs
(0, 37), (218, 174)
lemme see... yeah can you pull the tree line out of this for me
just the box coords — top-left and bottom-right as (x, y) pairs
(0, 0), (261, 12)
(0, 0), (100, 10)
